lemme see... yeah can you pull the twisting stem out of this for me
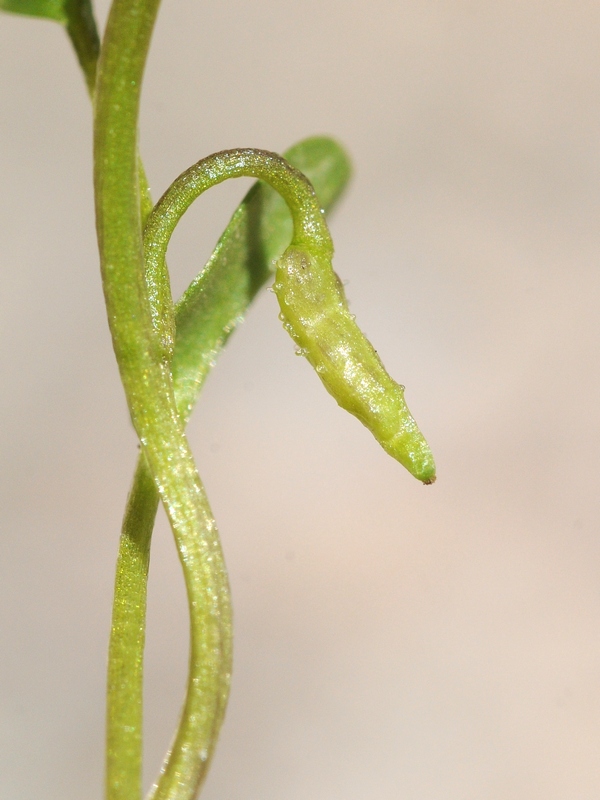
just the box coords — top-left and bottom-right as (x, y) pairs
(6, 0), (356, 795)
(59, 6), (189, 797)
(145, 149), (332, 324)
(141, 149), (335, 800)
(95, 2), (231, 800)
(107, 139), (351, 800)
(92, 0), (349, 796)
(146, 147), (435, 484)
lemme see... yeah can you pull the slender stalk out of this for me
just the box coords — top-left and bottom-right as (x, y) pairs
(2, 0), (349, 800)
(108, 138), (351, 800)
(95, 2), (231, 799)
(144, 149), (332, 348)
(60, 8), (193, 797)
(64, 0), (99, 95)
(63, 1), (351, 794)
(69, 2), (348, 795)
(142, 150), (336, 800)
(107, 461), (157, 800)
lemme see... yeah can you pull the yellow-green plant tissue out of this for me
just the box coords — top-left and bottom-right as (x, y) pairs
(274, 247), (436, 484)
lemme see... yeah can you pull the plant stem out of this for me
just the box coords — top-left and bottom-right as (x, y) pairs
(64, 0), (99, 95)
(107, 461), (156, 800)
(8, 0), (353, 795)
(95, 2), (231, 799)
(108, 139), (350, 800)
(59, 10), (190, 796)
(144, 148), (338, 800)
(143, 149), (332, 341)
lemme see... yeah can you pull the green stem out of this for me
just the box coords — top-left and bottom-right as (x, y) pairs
(21, 0), (352, 795)
(60, 9), (185, 796)
(142, 150), (335, 800)
(95, 2), (231, 799)
(144, 149), (331, 352)
(108, 138), (351, 800)
(64, 0), (99, 95)
(107, 461), (157, 800)
(62, 0), (157, 230)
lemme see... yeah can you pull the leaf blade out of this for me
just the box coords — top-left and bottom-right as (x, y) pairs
(0, 0), (66, 22)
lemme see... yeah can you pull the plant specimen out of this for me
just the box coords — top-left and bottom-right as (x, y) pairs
(1, 0), (435, 797)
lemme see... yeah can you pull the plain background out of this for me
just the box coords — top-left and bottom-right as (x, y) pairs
(1, 1), (600, 798)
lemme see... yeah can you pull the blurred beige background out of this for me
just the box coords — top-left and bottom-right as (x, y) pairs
(1, 1), (600, 798)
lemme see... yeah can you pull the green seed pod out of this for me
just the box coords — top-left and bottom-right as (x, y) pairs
(273, 247), (436, 484)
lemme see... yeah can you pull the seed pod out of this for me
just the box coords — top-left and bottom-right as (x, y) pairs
(273, 247), (436, 484)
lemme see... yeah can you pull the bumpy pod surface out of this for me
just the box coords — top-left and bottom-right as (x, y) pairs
(274, 247), (436, 484)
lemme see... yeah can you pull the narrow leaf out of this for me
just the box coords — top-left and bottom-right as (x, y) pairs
(0, 0), (66, 22)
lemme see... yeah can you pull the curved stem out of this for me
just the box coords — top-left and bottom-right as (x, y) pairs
(146, 151), (434, 485)
(144, 149), (335, 800)
(95, 2), (231, 800)
(108, 138), (351, 800)
(59, 8), (187, 797)
(146, 149), (332, 283)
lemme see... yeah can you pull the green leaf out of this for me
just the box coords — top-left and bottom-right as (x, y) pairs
(0, 0), (66, 23)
